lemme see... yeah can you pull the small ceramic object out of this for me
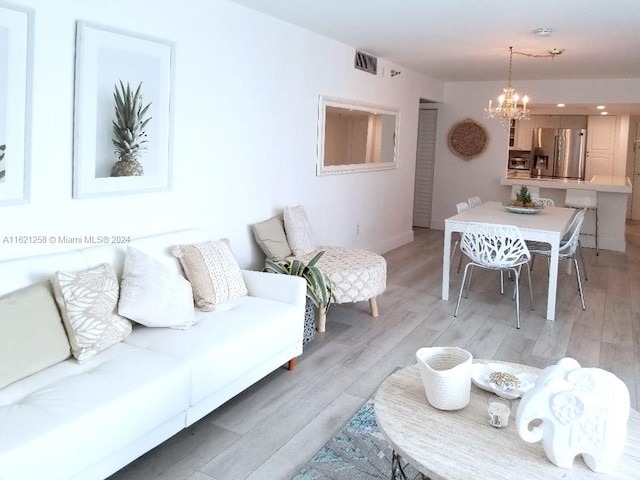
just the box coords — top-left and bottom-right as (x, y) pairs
(516, 357), (630, 473)
(487, 397), (511, 428)
(416, 347), (472, 410)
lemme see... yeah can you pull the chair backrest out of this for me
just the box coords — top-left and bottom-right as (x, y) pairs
(536, 197), (555, 207)
(460, 223), (530, 269)
(467, 196), (482, 208)
(456, 201), (470, 214)
(510, 185), (540, 201)
(565, 189), (597, 209)
(560, 209), (586, 257)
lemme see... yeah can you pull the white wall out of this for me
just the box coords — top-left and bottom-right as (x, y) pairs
(431, 78), (640, 229)
(0, 0), (444, 267)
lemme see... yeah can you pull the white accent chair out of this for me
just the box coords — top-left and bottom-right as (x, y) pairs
(454, 223), (533, 328)
(467, 196), (482, 208)
(451, 201), (470, 272)
(527, 209), (587, 310)
(565, 189), (598, 255)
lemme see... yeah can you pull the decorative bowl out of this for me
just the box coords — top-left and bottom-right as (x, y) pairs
(470, 363), (537, 399)
(503, 202), (545, 214)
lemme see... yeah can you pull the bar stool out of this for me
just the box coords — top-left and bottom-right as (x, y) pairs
(565, 189), (598, 256)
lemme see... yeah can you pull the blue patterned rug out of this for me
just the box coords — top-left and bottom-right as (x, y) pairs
(292, 399), (422, 480)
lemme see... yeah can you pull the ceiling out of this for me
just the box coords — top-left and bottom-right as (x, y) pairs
(228, 0), (640, 83)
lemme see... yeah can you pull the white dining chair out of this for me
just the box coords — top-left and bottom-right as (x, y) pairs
(527, 209), (587, 310)
(535, 197), (555, 207)
(451, 201), (470, 272)
(467, 196), (482, 208)
(454, 223), (533, 328)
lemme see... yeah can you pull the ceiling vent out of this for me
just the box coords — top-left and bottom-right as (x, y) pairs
(355, 51), (377, 75)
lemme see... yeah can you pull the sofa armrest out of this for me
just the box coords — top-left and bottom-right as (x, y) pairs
(241, 270), (306, 309)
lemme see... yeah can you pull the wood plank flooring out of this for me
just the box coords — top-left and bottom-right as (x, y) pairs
(110, 221), (640, 480)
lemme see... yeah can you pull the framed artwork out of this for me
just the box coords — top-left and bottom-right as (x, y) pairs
(73, 21), (175, 198)
(0, 2), (33, 205)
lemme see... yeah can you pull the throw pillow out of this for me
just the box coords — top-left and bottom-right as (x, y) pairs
(252, 215), (292, 259)
(51, 263), (132, 363)
(0, 282), (71, 389)
(284, 205), (317, 256)
(172, 239), (248, 311)
(118, 247), (196, 329)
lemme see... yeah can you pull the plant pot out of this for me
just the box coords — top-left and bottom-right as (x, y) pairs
(416, 347), (473, 410)
(303, 297), (316, 346)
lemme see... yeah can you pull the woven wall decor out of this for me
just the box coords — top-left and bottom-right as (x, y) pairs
(448, 118), (488, 160)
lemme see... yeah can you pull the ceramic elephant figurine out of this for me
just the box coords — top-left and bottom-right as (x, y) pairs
(516, 357), (630, 473)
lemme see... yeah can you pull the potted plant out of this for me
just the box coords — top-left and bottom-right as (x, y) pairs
(111, 80), (152, 177)
(265, 251), (334, 345)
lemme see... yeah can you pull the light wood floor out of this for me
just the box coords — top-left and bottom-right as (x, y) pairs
(111, 222), (640, 480)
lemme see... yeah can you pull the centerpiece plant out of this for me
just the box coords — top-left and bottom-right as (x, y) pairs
(111, 81), (152, 177)
(514, 185), (535, 207)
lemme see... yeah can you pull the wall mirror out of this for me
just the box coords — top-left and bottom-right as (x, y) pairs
(317, 95), (399, 176)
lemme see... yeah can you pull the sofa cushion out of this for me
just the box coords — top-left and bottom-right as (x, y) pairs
(252, 215), (292, 259)
(0, 342), (190, 480)
(0, 282), (71, 389)
(284, 205), (316, 256)
(51, 263), (132, 363)
(172, 240), (247, 311)
(124, 295), (302, 406)
(119, 247), (195, 329)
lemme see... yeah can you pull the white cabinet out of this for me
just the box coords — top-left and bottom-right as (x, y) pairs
(585, 115), (616, 179)
(533, 115), (587, 129)
(514, 120), (533, 150)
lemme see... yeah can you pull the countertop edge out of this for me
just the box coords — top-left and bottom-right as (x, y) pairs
(501, 175), (632, 193)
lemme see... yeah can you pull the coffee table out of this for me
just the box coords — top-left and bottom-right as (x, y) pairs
(374, 361), (640, 479)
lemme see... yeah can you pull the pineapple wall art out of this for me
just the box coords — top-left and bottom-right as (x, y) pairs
(111, 81), (152, 177)
(0, 144), (5, 181)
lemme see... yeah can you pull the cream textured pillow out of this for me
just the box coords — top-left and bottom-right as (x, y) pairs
(252, 215), (292, 259)
(52, 263), (132, 363)
(284, 205), (317, 256)
(118, 247), (196, 329)
(0, 282), (71, 389)
(172, 239), (248, 311)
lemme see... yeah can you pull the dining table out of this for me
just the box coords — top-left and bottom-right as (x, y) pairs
(442, 201), (575, 321)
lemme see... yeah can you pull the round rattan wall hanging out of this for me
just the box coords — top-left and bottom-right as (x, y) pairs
(448, 118), (488, 160)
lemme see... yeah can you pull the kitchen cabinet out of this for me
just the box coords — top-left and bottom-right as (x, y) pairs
(532, 115), (587, 129)
(585, 115), (616, 178)
(509, 120), (534, 150)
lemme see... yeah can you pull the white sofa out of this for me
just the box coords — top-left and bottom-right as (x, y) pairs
(0, 229), (306, 480)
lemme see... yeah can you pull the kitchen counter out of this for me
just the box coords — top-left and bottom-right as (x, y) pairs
(502, 173), (632, 193)
(501, 174), (632, 252)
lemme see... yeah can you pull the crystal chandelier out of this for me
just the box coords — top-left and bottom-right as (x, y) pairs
(485, 47), (529, 124)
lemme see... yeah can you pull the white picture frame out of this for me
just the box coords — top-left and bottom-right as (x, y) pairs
(73, 21), (175, 198)
(0, 2), (33, 205)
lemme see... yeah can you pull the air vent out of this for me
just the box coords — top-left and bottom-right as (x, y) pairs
(354, 51), (377, 75)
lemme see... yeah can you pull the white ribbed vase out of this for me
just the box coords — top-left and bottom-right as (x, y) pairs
(416, 347), (473, 411)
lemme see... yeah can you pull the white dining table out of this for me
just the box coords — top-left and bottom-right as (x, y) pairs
(442, 201), (575, 321)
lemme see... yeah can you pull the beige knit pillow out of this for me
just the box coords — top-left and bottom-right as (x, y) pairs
(284, 205), (317, 256)
(172, 239), (248, 311)
(252, 215), (292, 259)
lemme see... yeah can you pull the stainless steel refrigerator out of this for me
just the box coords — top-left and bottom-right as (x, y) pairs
(531, 128), (587, 180)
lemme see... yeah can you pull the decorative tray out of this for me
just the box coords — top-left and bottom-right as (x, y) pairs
(502, 202), (545, 215)
(470, 363), (537, 399)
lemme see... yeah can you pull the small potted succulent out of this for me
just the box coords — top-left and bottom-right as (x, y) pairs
(111, 81), (152, 177)
(265, 251), (334, 345)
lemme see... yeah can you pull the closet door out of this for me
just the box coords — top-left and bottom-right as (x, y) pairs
(413, 108), (437, 227)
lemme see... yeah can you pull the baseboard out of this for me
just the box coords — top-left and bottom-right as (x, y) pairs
(374, 230), (415, 255)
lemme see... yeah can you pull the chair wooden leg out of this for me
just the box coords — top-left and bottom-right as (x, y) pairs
(369, 297), (379, 317)
(317, 308), (327, 333)
(287, 358), (297, 370)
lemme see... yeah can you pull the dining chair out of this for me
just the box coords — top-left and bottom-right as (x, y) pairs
(454, 223), (533, 328)
(527, 209), (587, 310)
(467, 196), (482, 208)
(451, 201), (470, 272)
(535, 197), (555, 207)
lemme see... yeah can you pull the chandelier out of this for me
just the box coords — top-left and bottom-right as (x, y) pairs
(484, 46), (563, 125)
(485, 47), (529, 124)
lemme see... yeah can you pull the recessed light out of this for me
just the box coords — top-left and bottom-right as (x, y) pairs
(557, 104), (565, 108)
(600, 112), (609, 115)
(596, 105), (606, 110)
(533, 27), (553, 37)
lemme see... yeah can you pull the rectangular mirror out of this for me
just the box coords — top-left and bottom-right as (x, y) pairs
(317, 95), (399, 176)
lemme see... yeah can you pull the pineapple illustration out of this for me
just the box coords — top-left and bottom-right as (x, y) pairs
(514, 185), (535, 207)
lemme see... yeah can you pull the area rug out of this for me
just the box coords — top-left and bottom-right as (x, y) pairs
(292, 399), (422, 480)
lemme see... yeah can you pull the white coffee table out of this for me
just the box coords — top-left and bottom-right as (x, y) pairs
(374, 361), (640, 479)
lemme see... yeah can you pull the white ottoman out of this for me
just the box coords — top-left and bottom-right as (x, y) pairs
(291, 246), (387, 332)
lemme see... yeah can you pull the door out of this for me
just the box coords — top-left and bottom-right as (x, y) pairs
(413, 108), (437, 228)
(632, 121), (640, 220)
